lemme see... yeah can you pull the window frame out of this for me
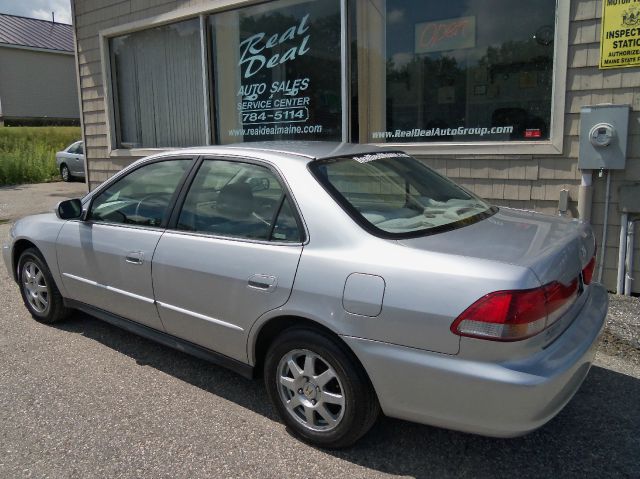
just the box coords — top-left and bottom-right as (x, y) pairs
(167, 155), (308, 245)
(99, 0), (568, 158)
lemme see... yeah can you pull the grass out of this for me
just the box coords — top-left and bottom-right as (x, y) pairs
(0, 126), (82, 185)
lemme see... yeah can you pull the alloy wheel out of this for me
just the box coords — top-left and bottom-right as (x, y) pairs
(276, 349), (346, 432)
(21, 261), (49, 314)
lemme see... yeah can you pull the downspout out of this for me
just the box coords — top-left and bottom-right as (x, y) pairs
(625, 218), (636, 295)
(578, 171), (593, 222)
(617, 212), (628, 294)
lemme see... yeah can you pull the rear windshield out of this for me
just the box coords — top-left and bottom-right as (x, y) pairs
(309, 152), (495, 238)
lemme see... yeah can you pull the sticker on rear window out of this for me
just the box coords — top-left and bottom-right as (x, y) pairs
(352, 152), (411, 164)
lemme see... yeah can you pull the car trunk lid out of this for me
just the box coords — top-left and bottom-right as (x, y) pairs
(398, 207), (596, 287)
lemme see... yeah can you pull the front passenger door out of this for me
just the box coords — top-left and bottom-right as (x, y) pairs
(57, 158), (192, 329)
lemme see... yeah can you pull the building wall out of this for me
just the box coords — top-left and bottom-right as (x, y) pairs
(72, 0), (640, 293)
(0, 46), (80, 120)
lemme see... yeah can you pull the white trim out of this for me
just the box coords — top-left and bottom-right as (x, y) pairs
(200, 14), (212, 145)
(100, 0), (262, 38)
(157, 301), (244, 331)
(99, 30), (116, 157)
(380, 140), (563, 157)
(109, 147), (179, 158)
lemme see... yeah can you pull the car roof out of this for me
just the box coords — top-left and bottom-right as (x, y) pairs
(152, 141), (401, 162)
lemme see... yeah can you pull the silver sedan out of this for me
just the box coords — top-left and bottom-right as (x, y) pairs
(55, 140), (85, 182)
(2, 142), (607, 448)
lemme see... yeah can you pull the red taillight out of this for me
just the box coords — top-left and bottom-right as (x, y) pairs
(582, 256), (596, 285)
(451, 280), (579, 342)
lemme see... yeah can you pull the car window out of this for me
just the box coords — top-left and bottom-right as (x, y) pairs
(310, 153), (494, 237)
(271, 195), (301, 243)
(89, 159), (191, 227)
(76, 143), (84, 155)
(67, 142), (79, 154)
(177, 159), (301, 242)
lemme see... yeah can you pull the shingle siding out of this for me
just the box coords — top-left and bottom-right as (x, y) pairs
(72, 0), (640, 292)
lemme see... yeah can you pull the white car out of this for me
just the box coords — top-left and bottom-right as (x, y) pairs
(55, 141), (85, 182)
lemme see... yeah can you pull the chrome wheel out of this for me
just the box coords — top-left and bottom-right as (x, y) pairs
(21, 261), (49, 314)
(277, 349), (346, 432)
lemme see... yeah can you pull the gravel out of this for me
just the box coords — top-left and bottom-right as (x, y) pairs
(0, 181), (87, 222)
(0, 182), (639, 478)
(606, 295), (640, 350)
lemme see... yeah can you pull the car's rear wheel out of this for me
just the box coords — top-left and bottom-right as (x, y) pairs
(264, 328), (379, 448)
(18, 248), (70, 324)
(60, 164), (71, 182)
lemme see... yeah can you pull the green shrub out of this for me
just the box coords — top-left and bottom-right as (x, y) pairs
(0, 126), (81, 185)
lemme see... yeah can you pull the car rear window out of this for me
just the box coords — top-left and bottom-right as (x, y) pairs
(309, 152), (496, 238)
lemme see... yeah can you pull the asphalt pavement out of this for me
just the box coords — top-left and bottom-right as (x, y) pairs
(0, 182), (639, 478)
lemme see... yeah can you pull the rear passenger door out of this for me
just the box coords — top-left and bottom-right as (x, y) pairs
(151, 158), (304, 362)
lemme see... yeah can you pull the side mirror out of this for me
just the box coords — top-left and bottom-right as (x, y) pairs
(56, 199), (84, 220)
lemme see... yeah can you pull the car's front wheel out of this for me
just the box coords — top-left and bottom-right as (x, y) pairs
(18, 248), (70, 324)
(60, 164), (71, 182)
(264, 328), (380, 448)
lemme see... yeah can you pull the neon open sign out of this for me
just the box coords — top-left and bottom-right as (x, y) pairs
(415, 16), (476, 54)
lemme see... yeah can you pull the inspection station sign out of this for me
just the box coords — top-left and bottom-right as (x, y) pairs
(600, 0), (640, 69)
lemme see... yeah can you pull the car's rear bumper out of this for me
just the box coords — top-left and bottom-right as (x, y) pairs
(343, 283), (608, 437)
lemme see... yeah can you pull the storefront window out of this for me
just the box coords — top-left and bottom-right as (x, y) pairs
(365, 0), (557, 143)
(209, 0), (342, 143)
(106, 0), (563, 152)
(110, 19), (206, 148)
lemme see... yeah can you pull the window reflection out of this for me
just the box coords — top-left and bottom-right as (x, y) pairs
(210, 0), (342, 143)
(378, 0), (556, 143)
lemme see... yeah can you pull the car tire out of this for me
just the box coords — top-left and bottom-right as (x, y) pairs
(17, 248), (70, 324)
(60, 164), (72, 182)
(264, 327), (380, 449)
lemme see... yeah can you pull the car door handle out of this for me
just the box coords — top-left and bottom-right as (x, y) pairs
(125, 251), (144, 265)
(248, 274), (277, 291)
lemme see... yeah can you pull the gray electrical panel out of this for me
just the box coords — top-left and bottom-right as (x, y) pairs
(578, 104), (630, 170)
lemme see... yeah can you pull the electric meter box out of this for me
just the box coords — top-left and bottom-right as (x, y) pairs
(578, 104), (630, 170)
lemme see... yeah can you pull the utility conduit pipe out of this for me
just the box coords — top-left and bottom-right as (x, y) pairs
(597, 170), (611, 284)
(625, 218), (636, 296)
